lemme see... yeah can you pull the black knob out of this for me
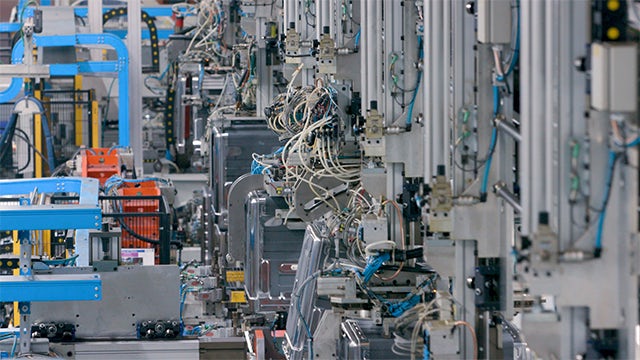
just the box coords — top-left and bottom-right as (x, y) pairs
(574, 56), (587, 72)
(466, 276), (475, 289)
(465, 1), (475, 15)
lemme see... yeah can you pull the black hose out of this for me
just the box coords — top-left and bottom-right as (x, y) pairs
(13, 128), (31, 173)
(116, 217), (183, 249)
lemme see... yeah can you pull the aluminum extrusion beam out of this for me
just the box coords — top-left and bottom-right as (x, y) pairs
(128, 0), (143, 174)
(88, 0), (103, 61)
(0, 64), (50, 78)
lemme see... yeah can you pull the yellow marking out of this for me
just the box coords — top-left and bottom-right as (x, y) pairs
(607, 0), (620, 11)
(226, 270), (244, 282)
(91, 100), (100, 147)
(74, 75), (83, 146)
(230, 291), (247, 303)
(34, 90), (43, 177)
(607, 27), (620, 40)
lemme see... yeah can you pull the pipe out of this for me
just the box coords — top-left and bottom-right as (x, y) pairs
(127, 0), (143, 173)
(493, 182), (522, 213)
(284, 0), (295, 32)
(423, 0), (432, 179)
(360, 0), (368, 116)
(431, 0), (444, 173)
(328, 0), (335, 40)
(366, 0), (378, 104)
(495, 118), (521, 142)
(531, 0), (545, 230)
(8, 34), (130, 146)
(519, 0), (532, 235)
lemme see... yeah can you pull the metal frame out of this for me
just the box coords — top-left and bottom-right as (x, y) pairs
(0, 177), (103, 355)
(1, 33), (130, 146)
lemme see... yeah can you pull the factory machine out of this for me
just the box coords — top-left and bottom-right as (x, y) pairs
(0, 0), (639, 359)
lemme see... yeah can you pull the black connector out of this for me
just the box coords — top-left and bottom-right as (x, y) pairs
(538, 211), (549, 226)
(33, 9), (43, 34)
(393, 247), (424, 262)
(594, 247), (602, 259)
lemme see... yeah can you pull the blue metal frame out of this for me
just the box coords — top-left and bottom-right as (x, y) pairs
(0, 275), (102, 302)
(1, 6), (182, 38)
(0, 34), (131, 146)
(0, 23), (20, 33)
(0, 177), (102, 304)
(73, 6), (189, 19)
(105, 28), (175, 41)
(0, 206), (101, 231)
(0, 177), (101, 231)
(0, 177), (99, 203)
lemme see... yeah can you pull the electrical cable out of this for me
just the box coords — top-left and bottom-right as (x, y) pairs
(13, 97), (56, 170)
(452, 321), (478, 360)
(10, 333), (17, 358)
(476, 0), (518, 195)
(479, 127), (498, 201)
(13, 128), (31, 173)
(496, 0), (520, 81)
(405, 37), (424, 129)
(594, 150), (619, 258)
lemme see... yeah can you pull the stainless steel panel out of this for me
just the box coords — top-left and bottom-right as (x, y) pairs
(338, 320), (370, 360)
(285, 223), (329, 359)
(57, 340), (199, 360)
(226, 174), (264, 262)
(245, 191), (304, 312)
(31, 266), (180, 339)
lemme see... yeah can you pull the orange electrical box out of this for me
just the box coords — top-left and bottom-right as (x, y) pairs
(81, 148), (121, 186)
(117, 181), (162, 263)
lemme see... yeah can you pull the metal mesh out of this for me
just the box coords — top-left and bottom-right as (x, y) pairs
(0, 90), (95, 166)
(42, 90), (94, 160)
(99, 195), (170, 264)
(0, 32), (11, 65)
(48, 194), (172, 265)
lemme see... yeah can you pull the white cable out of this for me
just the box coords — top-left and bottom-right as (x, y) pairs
(364, 240), (396, 257)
